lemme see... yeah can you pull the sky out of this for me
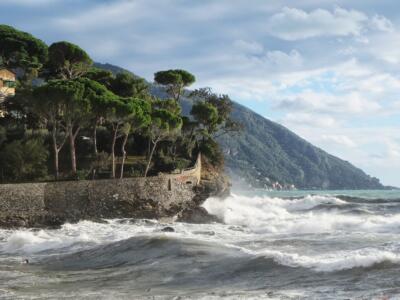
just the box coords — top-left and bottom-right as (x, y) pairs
(1, 0), (400, 186)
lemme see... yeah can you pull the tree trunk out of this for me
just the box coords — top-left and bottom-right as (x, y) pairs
(69, 130), (77, 176)
(111, 124), (119, 179)
(68, 125), (81, 177)
(93, 121), (98, 155)
(119, 133), (129, 179)
(51, 127), (59, 180)
(144, 138), (159, 177)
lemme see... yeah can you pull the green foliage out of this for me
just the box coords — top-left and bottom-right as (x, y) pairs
(154, 69), (195, 101)
(150, 100), (183, 137)
(78, 77), (119, 119)
(84, 67), (114, 88)
(110, 72), (149, 98)
(190, 88), (243, 138)
(47, 41), (93, 79)
(144, 99), (183, 176)
(190, 101), (219, 136)
(199, 138), (224, 168)
(0, 24), (48, 71)
(153, 154), (191, 173)
(0, 138), (48, 182)
(33, 79), (88, 123)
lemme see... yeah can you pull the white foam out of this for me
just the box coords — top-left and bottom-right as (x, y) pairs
(203, 194), (400, 234)
(256, 248), (400, 272)
(0, 220), (159, 255)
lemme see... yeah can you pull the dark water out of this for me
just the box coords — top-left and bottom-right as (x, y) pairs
(1, 190), (400, 299)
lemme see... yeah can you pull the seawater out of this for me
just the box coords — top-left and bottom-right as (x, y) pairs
(0, 189), (399, 299)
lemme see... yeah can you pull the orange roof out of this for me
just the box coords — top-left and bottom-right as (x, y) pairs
(0, 68), (16, 75)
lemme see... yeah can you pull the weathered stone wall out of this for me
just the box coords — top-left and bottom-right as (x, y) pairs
(0, 156), (202, 228)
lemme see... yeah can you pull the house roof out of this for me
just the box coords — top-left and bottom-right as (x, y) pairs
(0, 68), (16, 74)
(0, 68), (16, 78)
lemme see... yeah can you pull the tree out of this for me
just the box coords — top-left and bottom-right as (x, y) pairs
(84, 67), (114, 89)
(47, 41), (93, 79)
(154, 69), (195, 102)
(0, 25), (48, 73)
(144, 99), (182, 177)
(190, 101), (219, 137)
(84, 70), (152, 178)
(32, 81), (67, 179)
(107, 98), (132, 179)
(118, 98), (151, 178)
(33, 80), (87, 177)
(0, 25), (47, 83)
(190, 88), (243, 138)
(189, 88), (243, 166)
(110, 72), (149, 98)
(79, 78), (119, 155)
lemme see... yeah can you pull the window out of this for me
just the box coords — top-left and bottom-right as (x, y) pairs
(3, 80), (16, 88)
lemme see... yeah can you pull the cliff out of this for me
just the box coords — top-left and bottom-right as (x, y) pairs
(0, 155), (228, 228)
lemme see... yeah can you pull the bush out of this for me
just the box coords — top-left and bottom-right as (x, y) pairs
(0, 138), (48, 182)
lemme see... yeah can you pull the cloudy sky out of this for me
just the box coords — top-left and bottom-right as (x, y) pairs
(1, 0), (400, 186)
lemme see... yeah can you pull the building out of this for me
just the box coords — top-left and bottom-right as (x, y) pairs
(0, 68), (16, 117)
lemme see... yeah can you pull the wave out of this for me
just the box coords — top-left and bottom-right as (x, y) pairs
(203, 193), (400, 234)
(254, 248), (400, 272)
(38, 233), (400, 274)
(17, 229), (398, 275)
(337, 195), (400, 204)
(0, 220), (160, 255)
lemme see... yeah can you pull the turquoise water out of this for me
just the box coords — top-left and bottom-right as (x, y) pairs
(252, 189), (400, 199)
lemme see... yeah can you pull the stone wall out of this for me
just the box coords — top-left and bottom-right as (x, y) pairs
(0, 155), (203, 228)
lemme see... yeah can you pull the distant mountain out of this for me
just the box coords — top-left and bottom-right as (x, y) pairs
(95, 62), (384, 190)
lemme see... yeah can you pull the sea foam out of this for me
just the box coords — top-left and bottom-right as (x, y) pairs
(203, 193), (400, 234)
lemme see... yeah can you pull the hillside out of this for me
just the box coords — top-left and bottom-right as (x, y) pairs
(95, 62), (384, 190)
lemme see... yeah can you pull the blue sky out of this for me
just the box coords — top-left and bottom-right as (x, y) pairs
(1, 0), (400, 186)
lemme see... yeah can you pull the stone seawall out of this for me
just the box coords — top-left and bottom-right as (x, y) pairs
(0, 156), (204, 228)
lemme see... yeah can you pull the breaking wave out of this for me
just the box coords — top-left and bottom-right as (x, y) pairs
(203, 193), (400, 234)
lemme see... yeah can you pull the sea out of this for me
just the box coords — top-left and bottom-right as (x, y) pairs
(0, 189), (400, 299)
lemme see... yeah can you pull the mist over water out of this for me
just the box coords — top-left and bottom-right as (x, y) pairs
(1, 190), (400, 299)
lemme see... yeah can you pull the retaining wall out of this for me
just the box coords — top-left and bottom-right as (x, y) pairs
(0, 155), (202, 227)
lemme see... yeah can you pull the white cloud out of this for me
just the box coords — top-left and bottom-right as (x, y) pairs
(277, 90), (381, 115)
(282, 113), (338, 128)
(370, 15), (394, 32)
(266, 49), (303, 66)
(233, 40), (264, 54)
(54, 0), (141, 31)
(320, 134), (357, 148)
(266, 7), (368, 40)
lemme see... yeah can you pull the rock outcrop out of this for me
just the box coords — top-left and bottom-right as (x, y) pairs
(176, 158), (230, 224)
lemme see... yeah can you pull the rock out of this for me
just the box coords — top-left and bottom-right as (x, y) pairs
(176, 207), (222, 224)
(161, 226), (175, 232)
